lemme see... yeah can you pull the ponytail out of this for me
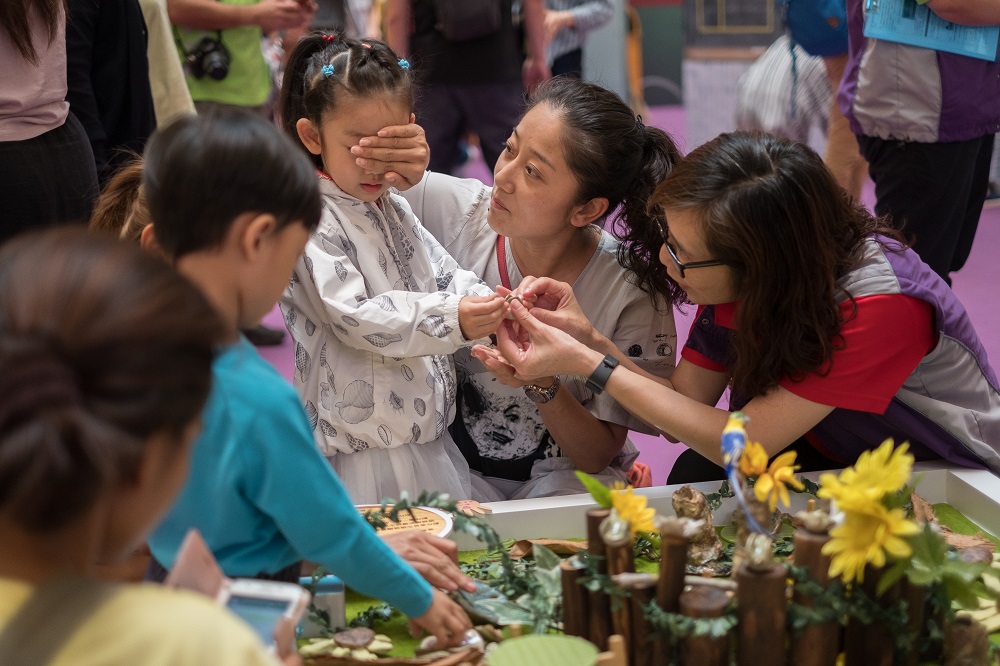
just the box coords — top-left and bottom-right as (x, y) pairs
(88, 154), (150, 243)
(617, 125), (685, 305)
(279, 31), (346, 168)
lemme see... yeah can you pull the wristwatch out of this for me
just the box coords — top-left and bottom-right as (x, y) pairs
(523, 376), (561, 404)
(585, 354), (620, 394)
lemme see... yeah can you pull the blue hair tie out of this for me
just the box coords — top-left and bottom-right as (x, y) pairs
(398, 58), (410, 71)
(321, 64), (335, 78)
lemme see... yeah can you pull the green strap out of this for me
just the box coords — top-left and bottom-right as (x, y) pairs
(0, 576), (119, 666)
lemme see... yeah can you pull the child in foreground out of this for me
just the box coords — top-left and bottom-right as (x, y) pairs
(0, 228), (283, 664)
(279, 33), (507, 504)
(142, 109), (471, 647)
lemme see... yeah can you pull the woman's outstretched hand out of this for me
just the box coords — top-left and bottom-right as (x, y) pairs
(495, 297), (601, 381)
(470, 342), (527, 388)
(513, 276), (597, 346)
(351, 121), (429, 190)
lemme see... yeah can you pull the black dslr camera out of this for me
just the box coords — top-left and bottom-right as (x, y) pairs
(185, 32), (230, 81)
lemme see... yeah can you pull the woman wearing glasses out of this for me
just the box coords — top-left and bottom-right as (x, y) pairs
(492, 131), (1000, 482)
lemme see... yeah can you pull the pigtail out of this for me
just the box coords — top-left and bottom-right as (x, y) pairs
(616, 125), (685, 305)
(279, 31), (349, 167)
(88, 155), (148, 242)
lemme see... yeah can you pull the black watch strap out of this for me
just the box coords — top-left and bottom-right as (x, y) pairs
(585, 354), (620, 394)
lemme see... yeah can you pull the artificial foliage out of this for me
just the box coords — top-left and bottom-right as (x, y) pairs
(303, 437), (1000, 663)
(361, 490), (564, 633)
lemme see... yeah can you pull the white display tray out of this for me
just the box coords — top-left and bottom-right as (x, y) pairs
(452, 465), (1000, 550)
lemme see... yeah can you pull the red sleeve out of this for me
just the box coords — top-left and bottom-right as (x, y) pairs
(779, 294), (936, 413)
(682, 346), (728, 373)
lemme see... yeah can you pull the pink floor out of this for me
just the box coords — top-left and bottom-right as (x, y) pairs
(259, 105), (1000, 485)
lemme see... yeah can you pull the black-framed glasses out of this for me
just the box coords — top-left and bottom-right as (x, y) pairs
(655, 216), (726, 279)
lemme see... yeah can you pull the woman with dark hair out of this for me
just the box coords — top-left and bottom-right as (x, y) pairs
(398, 77), (682, 500)
(0, 0), (99, 244)
(0, 228), (285, 664)
(492, 131), (1000, 482)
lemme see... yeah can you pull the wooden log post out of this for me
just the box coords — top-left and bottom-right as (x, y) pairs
(901, 580), (926, 666)
(560, 557), (590, 640)
(656, 525), (690, 665)
(735, 560), (788, 666)
(843, 565), (899, 666)
(789, 527), (839, 666)
(657, 532), (688, 613)
(627, 577), (659, 666)
(602, 513), (635, 665)
(587, 509), (613, 651)
(679, 584), (732, 666)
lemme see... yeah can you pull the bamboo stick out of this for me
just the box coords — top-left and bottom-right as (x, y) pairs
(560, 558), (590, 640)
(587, 509), (613, 651)
(679, 584), (731, 666)
(844, 565), (898, 666)
(788, 528), (839, 666)
(735, 560), (787, 666)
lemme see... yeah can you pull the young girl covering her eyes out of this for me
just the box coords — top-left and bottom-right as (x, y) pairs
(279, 32), (506, 503)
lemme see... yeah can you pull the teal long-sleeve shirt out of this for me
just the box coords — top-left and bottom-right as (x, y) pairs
(148, 337), (432, 618)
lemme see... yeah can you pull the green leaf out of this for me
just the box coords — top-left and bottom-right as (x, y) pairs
(575, 471), (613, 508)
(477, 598), (536, 625)
(878, 558), (910, 596)
(533, 543), (561, 572)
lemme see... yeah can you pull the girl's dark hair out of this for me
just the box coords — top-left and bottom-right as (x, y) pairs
(0, 0), (65, 64)
(650, 131), (904, 399)
(526, 78), (682, 302)
(280, 32), (414, 169)
(0, 228), (225, 533)
(143, 108), (322, 259)
(88, 154), (151, 243)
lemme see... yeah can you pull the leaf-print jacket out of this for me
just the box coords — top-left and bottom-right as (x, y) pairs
(280, 177), (493, 456)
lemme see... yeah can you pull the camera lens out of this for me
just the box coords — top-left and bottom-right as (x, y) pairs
(203, 50), (229, 81)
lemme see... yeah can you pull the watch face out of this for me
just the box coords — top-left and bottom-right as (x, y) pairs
(524, 386), (547, 402)
(523, 377), (559, 403)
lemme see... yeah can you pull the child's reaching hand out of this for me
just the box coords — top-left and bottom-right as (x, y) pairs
(408, 589), (473, 649)
(458, 293), (506, 340)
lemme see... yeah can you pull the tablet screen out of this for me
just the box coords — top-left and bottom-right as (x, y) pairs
(226, 595), (289, 645)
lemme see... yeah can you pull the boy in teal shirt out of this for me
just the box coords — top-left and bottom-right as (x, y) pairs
(143, 108), (471, 645)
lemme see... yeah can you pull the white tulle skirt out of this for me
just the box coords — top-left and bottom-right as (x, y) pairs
(327, 434), (473, 505)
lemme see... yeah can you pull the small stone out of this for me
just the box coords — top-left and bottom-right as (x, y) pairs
(298, 638), (337, 656)
(475, 624), (504, 643)
(416, 635), (438, 653)
(334, 627), (376, 648)
(351, 648), (378, 661)
(367, 639), (393, 654)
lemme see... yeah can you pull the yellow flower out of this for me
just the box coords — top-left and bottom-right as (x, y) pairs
(739, 440), (769, 477)
(752, 450), (805, 511)
(610, 483), (656, 537)
(818, 439), (913, 504)
(822, 501), (920, 584)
